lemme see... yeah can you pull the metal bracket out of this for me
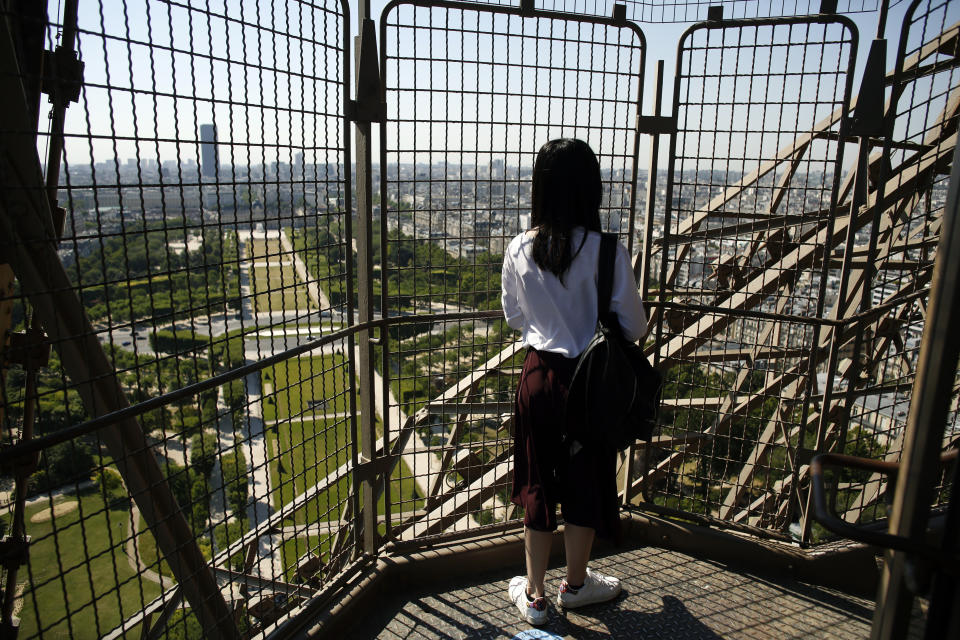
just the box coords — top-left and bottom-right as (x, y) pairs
(41, 46), (84, 104)
(794, 446), (817, 468)
(345, 99), (387, 124)
(0, 617), (19, 639)
(350, 19), (386, 124)
(707, 5), (723, 22)
(612, 3), (627, 24)
(5, 330), (50, 367)
(849, 39), (887, 137)
(0, 447), (39, 477)
(819, 0), (839, 15)
(354, 453), (394, 482)
(637, 115), (676, 136)
(0, 535), (31, 570)
(520, 0), (534, 16)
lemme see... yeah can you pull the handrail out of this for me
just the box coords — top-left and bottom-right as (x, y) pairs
(810, 449), (959, 571)
(0, 309), (506, 465)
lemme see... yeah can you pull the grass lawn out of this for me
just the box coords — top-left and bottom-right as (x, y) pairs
(16, 490), (161, 639)
(135, 513), (214, 579)
(267, 417), (354, 524)
(262, 354), (351, 422)
(136, 515), (174, 578)
(247, 238), (282, 261)
(252, 264), (311, 312)
(267, 414), (425, 517)
(279, 535), (323, 582)
(125, 273), (170, 287)
(248, 237), (311, 312)
(269, 416), (425, 583)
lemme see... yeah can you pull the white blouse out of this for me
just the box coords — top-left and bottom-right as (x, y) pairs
(500, 227), (648, 357)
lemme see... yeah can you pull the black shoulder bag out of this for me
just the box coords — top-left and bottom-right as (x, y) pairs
(564, 233), (662, 452)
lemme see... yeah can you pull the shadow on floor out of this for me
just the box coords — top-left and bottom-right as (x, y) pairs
(402, 591), (724, 639)
(351, 546), (880, 639)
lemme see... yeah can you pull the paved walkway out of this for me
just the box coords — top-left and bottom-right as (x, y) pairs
(279, 228), (331, 310)
(0, 480), (94, 517)
(237, 229), (283, 580)
(361, 343), (439, 502)
(207, 384), (239, 542)
(126, 504), (175, 590)
(264, 412), (353, 426)
(349, 545), (924, 639)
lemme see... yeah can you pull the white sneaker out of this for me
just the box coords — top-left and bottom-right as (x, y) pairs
(556, 568), (621, 609)
(508, 576), (548, 626)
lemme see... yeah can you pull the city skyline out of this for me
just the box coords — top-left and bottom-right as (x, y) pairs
(39, 1), (939, 170)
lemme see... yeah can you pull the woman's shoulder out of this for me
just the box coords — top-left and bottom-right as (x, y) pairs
(507, 229), (536, 254)
(573, 226), (602, 251)
(580, 227), (602, 240)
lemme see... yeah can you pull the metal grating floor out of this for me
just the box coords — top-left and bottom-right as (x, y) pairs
(349, 546), (922, 639)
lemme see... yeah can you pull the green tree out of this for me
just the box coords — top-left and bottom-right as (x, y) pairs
(28, 441), (95, 495)
(93, 467), (127, 504)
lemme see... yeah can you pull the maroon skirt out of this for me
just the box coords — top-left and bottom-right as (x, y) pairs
(511, 347), (620, 540)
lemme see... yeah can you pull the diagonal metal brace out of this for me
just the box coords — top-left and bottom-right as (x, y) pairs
(850, 39), (887, 137)
(0, 14), (239, 639)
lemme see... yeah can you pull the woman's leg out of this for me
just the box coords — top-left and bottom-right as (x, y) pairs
(524, 527), (553, 597)
(563, 523), (595, 585)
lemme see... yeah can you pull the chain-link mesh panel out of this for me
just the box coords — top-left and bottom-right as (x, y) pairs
(623, 0), (897, 22)
(831, 0), (960, 532)
(0, 0), (354, 637)
(431, 0), (899, 22)
(379, 0), (644, 540)
(640, 15), (857, 538)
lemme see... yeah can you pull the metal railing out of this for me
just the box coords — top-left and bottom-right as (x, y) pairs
(0, 0), (957, 638)
(447, 0), (904, 22)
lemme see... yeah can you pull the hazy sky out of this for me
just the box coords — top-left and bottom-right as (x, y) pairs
(50, 0), (957, 173)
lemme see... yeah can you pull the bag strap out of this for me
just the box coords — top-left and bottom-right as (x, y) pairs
(597, 233), (617, 323)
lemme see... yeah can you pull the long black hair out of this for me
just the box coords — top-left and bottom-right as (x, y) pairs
(530, 138), (603, 284)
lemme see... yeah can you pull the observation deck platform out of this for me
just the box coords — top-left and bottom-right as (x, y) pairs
(309, 515), (927, 640)
(351, 545), (902, 639)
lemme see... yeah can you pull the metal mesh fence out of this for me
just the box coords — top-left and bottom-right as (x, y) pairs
(1, 0), (354, 636)
(637, 0), (960, 541)
(622, 0), (898, 22)
(831, 0), (960, 530)
(0, 0), (958, 636)
(438, 0), (899, 22)
(641, 14), (859, 535)
(379, 0), (645, 540)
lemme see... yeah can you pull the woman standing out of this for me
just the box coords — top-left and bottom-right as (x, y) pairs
(500, 139), (648, 626)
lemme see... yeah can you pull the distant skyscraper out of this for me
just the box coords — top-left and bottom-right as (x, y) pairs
(200, 124), (218, 177)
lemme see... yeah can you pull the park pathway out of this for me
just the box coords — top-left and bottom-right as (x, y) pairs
(236, 229), (284, 580)
(207, 384), (239, 550)
(126, 503), (176, 589)
(279, 229), (331, 310)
